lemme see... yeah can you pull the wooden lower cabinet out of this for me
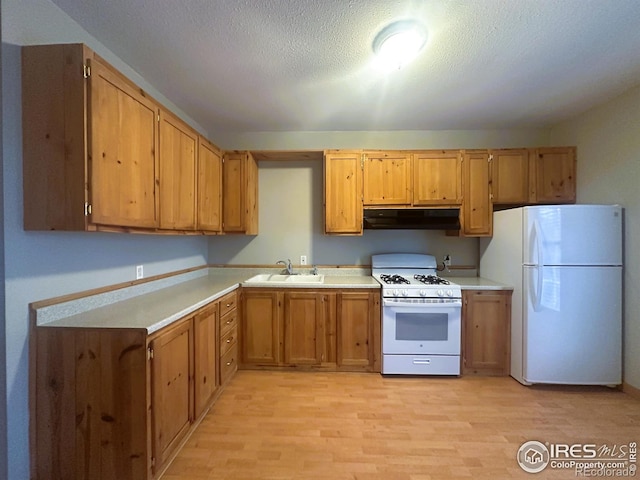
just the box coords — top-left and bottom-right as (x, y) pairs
(218, 290), (239, 385)
(240, 288), (380, 372)
(150, 319), (194, 472)
(462, 290), (512, 376)
(31, 291), (239, 480)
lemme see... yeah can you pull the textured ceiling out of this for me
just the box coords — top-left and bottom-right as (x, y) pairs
(49, 0), (640, 134)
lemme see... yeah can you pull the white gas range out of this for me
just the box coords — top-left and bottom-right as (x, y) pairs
(372, 253), (462, 375)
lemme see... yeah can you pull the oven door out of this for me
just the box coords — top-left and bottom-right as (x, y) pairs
(382, 298), (461, 355)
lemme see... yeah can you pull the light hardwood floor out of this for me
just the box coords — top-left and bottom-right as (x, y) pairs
(164, 371), (640, 480)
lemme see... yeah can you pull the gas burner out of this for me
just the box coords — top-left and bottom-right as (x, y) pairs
(414, 274), (450, 285)
(380, 274), (410, 285)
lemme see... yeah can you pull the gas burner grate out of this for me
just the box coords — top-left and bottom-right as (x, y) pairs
(379, 274), (411, 285)
(414, 274), (450, 285)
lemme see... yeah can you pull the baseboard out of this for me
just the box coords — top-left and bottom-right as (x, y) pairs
(622, 381), (640, 400)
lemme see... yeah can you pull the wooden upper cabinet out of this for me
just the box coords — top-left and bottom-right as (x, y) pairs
(491, 149), (530, 204)
(158, 109), (197, 230)
(412, 150), (462, 205)
(530, 147), (576, 203)
(461, 150), (492, 237)
(222, 151), (259, 234)
(22, 44), (162, 231)
(324, 150), (363, 235)
(363, 151), (411, 205)
(197, 138), (223, 232)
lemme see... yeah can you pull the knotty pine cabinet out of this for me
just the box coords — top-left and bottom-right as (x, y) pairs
(158, 108), (198, 230)
(240, 288), (380, 372)
(530, 147), (576, 203)
(222, 151), (259, 234)
(218, 290), (239, 385)
(197, 138), (223, 232)
(363, 151), (411, 205)
(462, 290), (512, 376)
(412, 150), (462, 205)
(461, 150), (492, 237)
(22, 43), (246, 236)
(32, 292), (237, 480)
(490, 149), (531, 204)
(324, 150), (364, 235)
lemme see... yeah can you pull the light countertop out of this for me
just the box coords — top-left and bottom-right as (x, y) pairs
(445, 276), (513, 290)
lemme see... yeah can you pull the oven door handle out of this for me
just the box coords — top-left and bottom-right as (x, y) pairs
(382, 299), (462, 307)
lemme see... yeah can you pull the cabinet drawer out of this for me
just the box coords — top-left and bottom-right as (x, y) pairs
(220, 323), (238, 357)
(220, 344), (238, 385)
(219, 290), (238, 318)
(220, 309), (237, 337)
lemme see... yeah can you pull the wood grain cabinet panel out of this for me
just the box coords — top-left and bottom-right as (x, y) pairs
(150, 319), (194, 472)
(241, 290), (283, 366)
(412, 150), (462, 205)
(491, 149), (530, 204)
(193, 304), (219, 418)
(222, 151), (259, 234)
(324, 150), (363, 235)
(283, 292), (327, 365)
(158, 109), (198, 230)
(462, 290), (511, 376)
(461, 150), (492, 237)
(363, 151), (411, 205)
(218, 290), (239, 385)
(197, 138), (223, 232)
(530, 147), (576, 203)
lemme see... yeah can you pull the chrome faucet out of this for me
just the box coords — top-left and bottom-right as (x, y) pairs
(311, 265), (319, 275)
(276, 259), (294, 275)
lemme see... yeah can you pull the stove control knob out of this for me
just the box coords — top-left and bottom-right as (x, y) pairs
(402, 290), (409, 297)
(419, 289), (427, 297)
(392, 289), (399, 296)
(437, 289), (444, 297)
(446, 289), (453, 297)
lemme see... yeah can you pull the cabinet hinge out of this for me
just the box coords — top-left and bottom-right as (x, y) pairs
(84, 202), (92, 216)
(147, 347), (154, 360)
(157, 114), (160, 122)
(151, 457), (155, 467)
(83, 64), (91, 78)
(488, 154), (493, 162)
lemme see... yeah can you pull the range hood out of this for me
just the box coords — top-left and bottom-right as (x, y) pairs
(363, 208), (461, 230)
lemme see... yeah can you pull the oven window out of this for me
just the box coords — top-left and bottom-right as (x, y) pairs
(396, 312), (449, 341)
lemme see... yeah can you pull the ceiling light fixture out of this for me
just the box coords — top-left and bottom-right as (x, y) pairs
(372, 19), (428, 71)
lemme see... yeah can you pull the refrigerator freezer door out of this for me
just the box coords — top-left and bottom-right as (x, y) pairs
(523, 265), (622, 385)
(524, 205), (622, 266)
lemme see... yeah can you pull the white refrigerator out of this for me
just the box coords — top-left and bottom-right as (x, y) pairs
(480, 205), (623, 386)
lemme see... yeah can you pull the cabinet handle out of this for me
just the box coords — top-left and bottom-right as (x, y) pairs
(226, 337), (233, 343)
(225, 320), (232, 325)
(226, 303), (232, 307)
(226, 358), (234, 366)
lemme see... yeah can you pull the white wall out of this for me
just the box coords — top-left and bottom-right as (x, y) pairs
(1, 1), (210, 478)
(549, 84), (640, 389)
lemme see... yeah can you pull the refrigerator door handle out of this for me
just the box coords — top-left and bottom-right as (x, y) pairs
(531, 219), (544, 267)
(529, 266), (543, 312)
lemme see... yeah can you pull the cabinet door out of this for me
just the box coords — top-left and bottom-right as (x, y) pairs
(88, 57), (159, 228)
(150, 319), (193, 471)
(462, 290), (511, 375)
(241, 290), (282, 366)
(194, 304), (218, 418)
(461, 150), (492, 236)
(197, 138), (222, 232)
(491, 149), (530, 204)
(337, 292), (376, 369)
(413, 150), (462, 205)
(324, 151), (363, 235)
(363, 151), (411, 205)
(223, 152), (259, 234)
(530, 147), (576, 203)
(158, 109), (197, 230)
(283, 292), (326, 365)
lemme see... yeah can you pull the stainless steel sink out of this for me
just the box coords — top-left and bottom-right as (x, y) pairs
(244, 274), (325, 285)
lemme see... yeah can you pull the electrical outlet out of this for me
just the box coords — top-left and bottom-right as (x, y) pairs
(443, 255), (452, 267)
(136, 265), (144, 279)
(300, 255), (308, 265)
